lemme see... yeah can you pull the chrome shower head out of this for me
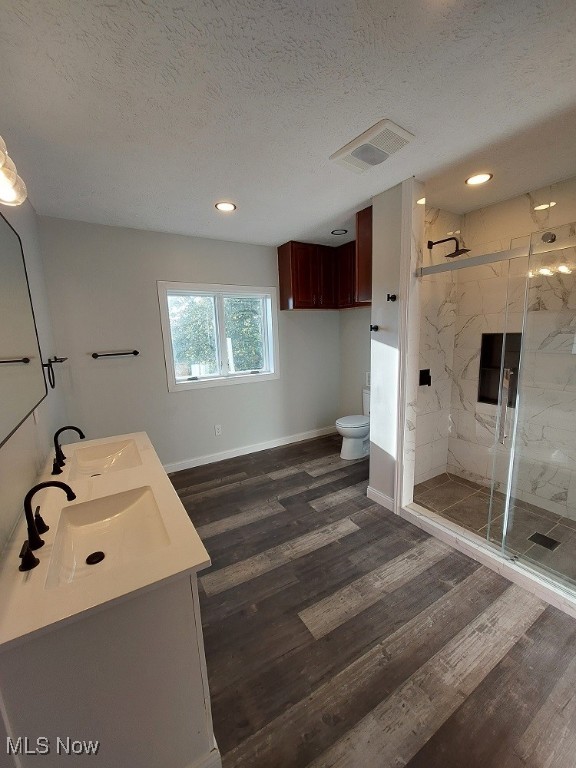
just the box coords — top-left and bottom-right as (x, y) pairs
(427, 237), (471, 259)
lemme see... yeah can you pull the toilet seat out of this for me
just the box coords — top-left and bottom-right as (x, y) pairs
(336, 415), (370, 429)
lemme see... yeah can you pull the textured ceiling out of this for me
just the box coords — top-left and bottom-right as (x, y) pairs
(2, 0), (576, 246)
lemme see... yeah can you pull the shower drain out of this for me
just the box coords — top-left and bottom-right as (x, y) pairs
(529, 532), (560, 551)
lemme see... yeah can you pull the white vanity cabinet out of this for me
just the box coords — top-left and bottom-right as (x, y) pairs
(0, 433), (221, 768)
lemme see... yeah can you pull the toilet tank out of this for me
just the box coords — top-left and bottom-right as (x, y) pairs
(362, 386), (370, 416)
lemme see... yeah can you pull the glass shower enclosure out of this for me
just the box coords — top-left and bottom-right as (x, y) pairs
(414, 222), (576, 592)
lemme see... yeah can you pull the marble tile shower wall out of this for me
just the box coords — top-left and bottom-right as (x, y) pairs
(510, 263), (576, 520)
(416, 258), (576, 521)
(446, 260), (524, 491)
(442, 259), (576, 519)
(415, 272), (455, 485)
(423, 176), (576, 269)
(415, 175), (576, 517)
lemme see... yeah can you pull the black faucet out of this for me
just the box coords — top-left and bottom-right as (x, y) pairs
(24, 481), (76, 550)
(53, 425), (85, 470)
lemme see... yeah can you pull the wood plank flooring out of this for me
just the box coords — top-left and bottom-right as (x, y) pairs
(170, 435), (576, 768)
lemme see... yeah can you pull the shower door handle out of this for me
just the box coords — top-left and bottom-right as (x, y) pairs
(498, 368), (513, 444)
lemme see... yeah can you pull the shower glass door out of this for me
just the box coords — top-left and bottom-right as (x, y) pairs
(501, 223), (576, 588)
(483, 253), (529, 547)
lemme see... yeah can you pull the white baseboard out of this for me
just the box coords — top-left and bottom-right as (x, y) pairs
(367, 485), (395, 512)
(164, 426), (337, 473)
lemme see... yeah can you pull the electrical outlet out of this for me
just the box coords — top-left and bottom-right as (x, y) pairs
(214, 424), (222, 436)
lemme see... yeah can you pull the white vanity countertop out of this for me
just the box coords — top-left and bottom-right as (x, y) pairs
(0, 432), (210, 651)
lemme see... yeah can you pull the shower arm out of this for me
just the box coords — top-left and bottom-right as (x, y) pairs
(427, 237), (459, 251)
(427, 236), (470, 259)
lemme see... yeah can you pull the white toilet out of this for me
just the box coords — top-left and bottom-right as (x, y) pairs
(335, 386), (370, 460)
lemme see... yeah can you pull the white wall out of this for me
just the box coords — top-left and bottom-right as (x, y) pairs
(338, 307), (371, 416)
(368, 183), (403, 506)
(0, 203), (67, 552)
(39, 218), (341, 468)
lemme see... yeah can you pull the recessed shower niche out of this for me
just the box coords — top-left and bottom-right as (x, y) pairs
(478, 332), (521, 407)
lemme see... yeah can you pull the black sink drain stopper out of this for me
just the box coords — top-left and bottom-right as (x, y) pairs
(86, 551), (105, 565)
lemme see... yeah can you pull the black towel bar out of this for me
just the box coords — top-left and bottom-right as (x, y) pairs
(0, 357), (30, 364)
(91, 350), (140, 359)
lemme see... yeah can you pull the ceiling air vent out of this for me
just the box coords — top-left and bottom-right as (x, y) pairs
(330, 119), (414, 174)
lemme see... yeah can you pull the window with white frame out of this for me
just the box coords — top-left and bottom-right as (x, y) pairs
(158, 282), (279, 391)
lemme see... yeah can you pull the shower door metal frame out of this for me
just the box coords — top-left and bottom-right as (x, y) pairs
(417, 245), (528, 278)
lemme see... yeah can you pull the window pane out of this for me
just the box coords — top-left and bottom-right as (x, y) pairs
(167, 294), (219, 378)
(223, 296), (265, 373)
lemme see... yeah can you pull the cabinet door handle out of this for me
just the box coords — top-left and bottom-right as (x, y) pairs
(370, 324), (379, 332)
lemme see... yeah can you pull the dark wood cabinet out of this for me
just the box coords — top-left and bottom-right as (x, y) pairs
(278, 207), (372, 310)
(278, 242), (337, 310)
(318, 246), (337, 308)
(355, 205), (372, 303)
(291, 241), (318, 309)
(336, 241), (355, 307)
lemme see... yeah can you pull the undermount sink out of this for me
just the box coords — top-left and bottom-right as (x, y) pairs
(67, 439), (142, 479)
(46, 486), (170, 589)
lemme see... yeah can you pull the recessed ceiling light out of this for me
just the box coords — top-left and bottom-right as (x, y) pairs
(416, 197), (426, 205)
(331, 229), (348, 236)
(538, 267), (554, 276)
(465, 173), (493, 186)
(558, 264), (572, 274)
(215, 201), (236, 212)
(533, 201), (557, 211)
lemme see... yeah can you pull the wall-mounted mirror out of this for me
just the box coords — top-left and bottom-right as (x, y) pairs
(0, 212), (47, 448)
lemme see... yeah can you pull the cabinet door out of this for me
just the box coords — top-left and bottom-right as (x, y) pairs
(337, 241), (355, 307)
(292, 242), (320, 308)
(318, 245), (337, 308)
(355, 206), (372, 303)
(278, 242), (295, 310)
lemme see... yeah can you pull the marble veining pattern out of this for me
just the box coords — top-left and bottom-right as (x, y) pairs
(415, 271), (455, 484)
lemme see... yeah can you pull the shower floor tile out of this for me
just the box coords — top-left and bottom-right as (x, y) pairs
(415, 473), (576, 586)
(481, 507), (559, 556)
(413, 479), (479, 514)
(443, 491), (505, 532)
(524, 524), (576, 582)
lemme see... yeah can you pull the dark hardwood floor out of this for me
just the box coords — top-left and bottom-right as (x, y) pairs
(170, 435), (576, 768)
